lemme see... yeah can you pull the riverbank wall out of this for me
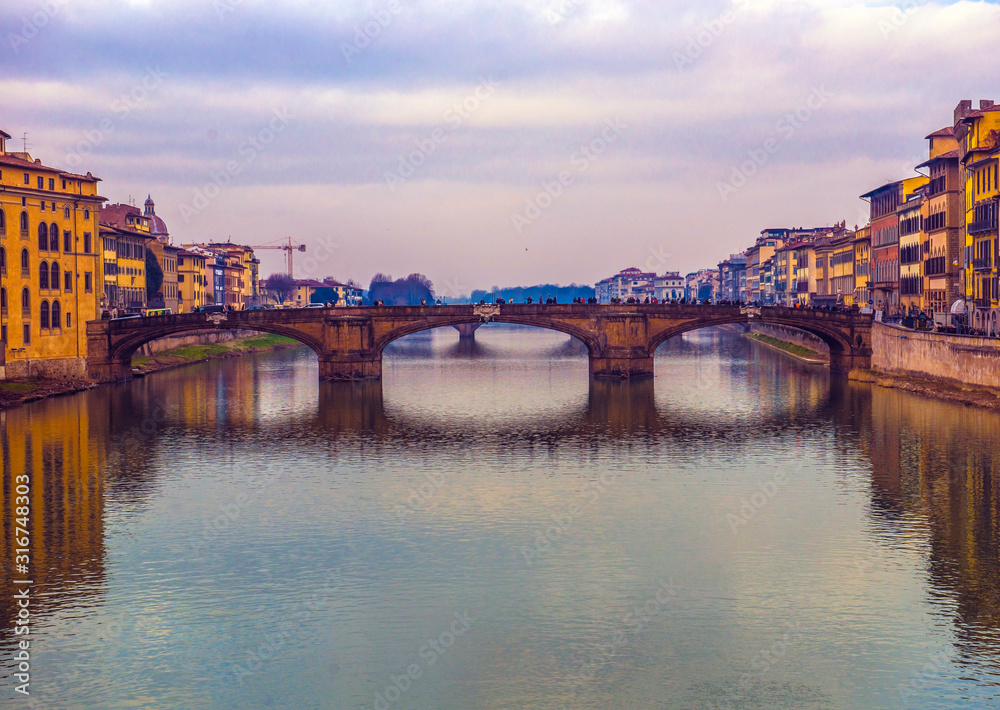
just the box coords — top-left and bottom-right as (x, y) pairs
(0, 332), (303, 410)
(870, 322), (1000, 392)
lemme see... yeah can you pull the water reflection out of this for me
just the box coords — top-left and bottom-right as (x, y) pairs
(2, 327), (1000, 707)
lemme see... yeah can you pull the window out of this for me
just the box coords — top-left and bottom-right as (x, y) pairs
(36, 176), (43, 190)
(83, 232), (91, 253)
(49, 223), (58, 251)
(84, 272), (92, 292)
(21, 287), (30, 316)
(20, 211), (27, 234)
(50, 262), (59, 290)
(62, 180), (66, 190)
(0, 287), (5, 317)
(63, 207), (70, 219)
(84, 209), (90, 221)
(64, 271), (72, 292)
(39, 262), (49, 289)
(0, 246), (4, 276)
(23, 323), (30, 345)
(48, 178), (54, 191)
(66, 312), (71, 328)
(40, 301), (49, 329)
(51, 300), (60, 329)
(23, 173), (29, 185)
(38, 222), (48, 250)
(20, 248), (28, 276)
(64, 231), (71, 252)
(0, 209), (5, 235)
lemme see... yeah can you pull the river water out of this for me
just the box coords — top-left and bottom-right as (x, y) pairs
(1, 325), (999, 709)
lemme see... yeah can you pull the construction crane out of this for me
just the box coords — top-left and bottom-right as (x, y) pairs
(251, 237), (307, 278)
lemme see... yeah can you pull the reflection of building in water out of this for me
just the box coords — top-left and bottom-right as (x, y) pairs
(844, 384), (1000, 674)
(0, 395), (108, 642)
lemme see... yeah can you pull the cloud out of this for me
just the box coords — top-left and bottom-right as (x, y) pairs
(1, 0), (998, 286)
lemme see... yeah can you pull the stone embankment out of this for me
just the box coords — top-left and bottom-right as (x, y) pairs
(0, 332), (302, 410)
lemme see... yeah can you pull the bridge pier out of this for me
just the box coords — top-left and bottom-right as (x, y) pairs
(87, 360), (133, 383)
(318, 356), (382, 381)
(453, 323), (481, 340)
(829, 350), (871, 375)
(589, 355), (654, 379)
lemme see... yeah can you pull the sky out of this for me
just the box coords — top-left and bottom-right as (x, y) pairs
(2, 0), (999, 297)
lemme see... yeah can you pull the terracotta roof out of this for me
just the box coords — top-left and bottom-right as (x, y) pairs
(924, 127), (955, 139)
(0, 153), (102, 182)
(915, 149), (960, 169)
(0, 130), (11, 140)
(295, 279), (328, 288)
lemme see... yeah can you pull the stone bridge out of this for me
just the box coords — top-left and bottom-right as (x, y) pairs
(85, 304), (873, 382)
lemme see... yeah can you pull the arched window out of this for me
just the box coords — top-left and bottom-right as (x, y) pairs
(0, 246), (5, 275)
(38, 222), (48, 250)
(1, 287), (6, 315)
(84, 209), (90, 221)
(0, 209), (5, 235)
(40, 300), (49, 329)
(51, 262), (60, 290)
(20, 211), (28, 233)
(21, 288), (30, 316)
(20, 248), (29, 275)
(50, 223), (59, 251)
(51, 300), (61, 329)
(39, 261), (49, 289)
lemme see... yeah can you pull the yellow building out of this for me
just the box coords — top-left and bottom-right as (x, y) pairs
(830, 230), (856, 306)
(916, 126), (964, 315)
(207, 243), (260, 307)
(955, 100), (1000, 319)
(853, 225), (871, 306)
(323, 279), (365, 306)
(0, 128), (105, 378)
(176, 249), (208, 312)
(98, 209), (154, 314)
(146, 241), (180, 313)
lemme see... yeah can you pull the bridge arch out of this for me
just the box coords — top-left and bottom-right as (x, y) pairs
(372, 316), (601, 359)
(108, 320), (324, 364)
(648, 313), (853, 356)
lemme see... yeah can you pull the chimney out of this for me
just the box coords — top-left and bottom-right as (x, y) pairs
(981, 100), (995, 110)
(954, 100), (973, 125)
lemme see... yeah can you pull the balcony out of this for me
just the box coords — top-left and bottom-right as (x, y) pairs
(796, 281), (809, 293)
(973, 258), (993, 270)
(0, 305), (6, 318)
(968, 216), (998, 235)
(22, 307), (30, 318)
(975, 298), (992, 309)
(21, 267), (29, 278)
(0, 265), (5, 277)
(20, 228), (29, 241)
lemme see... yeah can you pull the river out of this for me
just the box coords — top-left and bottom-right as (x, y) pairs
(1, 325), (999, 709)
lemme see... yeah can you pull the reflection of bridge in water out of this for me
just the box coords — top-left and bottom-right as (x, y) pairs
(86, 303), (873, 383)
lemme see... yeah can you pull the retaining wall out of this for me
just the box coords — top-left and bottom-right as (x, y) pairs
(750, 323), (830, 354)
(871, 322), (1000, 390)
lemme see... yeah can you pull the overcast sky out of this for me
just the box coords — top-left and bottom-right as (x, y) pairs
(2, 0), (998, 295)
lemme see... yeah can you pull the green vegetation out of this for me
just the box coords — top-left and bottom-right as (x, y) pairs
(0, 382), (38, 394)
(748, 333), (824, 361)
(130, 334), (302, 373)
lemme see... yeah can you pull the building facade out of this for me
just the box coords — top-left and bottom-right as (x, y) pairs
(0, 128), (105, 378)
(917, 126), (964, 315)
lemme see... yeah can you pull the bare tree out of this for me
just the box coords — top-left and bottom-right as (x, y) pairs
(264, 273), (297, 304)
